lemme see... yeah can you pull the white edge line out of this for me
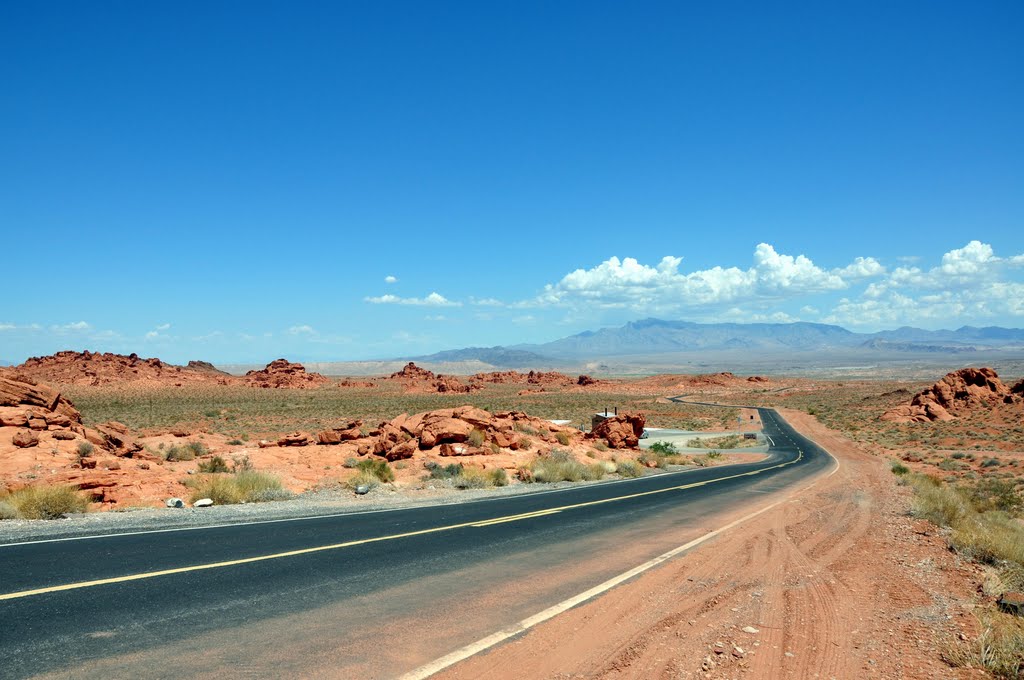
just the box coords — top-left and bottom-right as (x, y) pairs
(400, 410), (839, 680)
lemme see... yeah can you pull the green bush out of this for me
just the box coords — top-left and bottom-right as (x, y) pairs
(468, 429), (486, 447)
(0, 484), (89, 519)
(890, 461), (910, 476)
(426, 462), (465, 480)
(197, 456), (230, 473)
(76, 441), (95, 458)
(355, 458), (395, 483)
(649, 441), (677, 455)
(166, 440), (209, 461)
(555, 431), (572, 446)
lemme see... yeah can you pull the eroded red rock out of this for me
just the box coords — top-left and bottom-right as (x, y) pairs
(244, 359), (329, 389)
(881, 368), (1020, 423)
(587, 413), (646, 449)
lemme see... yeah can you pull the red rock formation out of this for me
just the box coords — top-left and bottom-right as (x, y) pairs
(433, 375), (480, 394)
(12, 430), (39, 448)
(389, 362), (435, 381)
(587, 413), (646, 449)
(316, 420), (364, 445)
(363, 405), (580, 460)
(277, 432), (312, 446)
(881, 368), (1020, 423)
(339, 379), (376, 388)
(243, 359), (329, 389)
(527, 371), (574, 386)
(12, 351), (237, 386)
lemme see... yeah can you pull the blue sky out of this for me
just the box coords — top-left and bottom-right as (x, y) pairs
(1, 1), (1022, 363)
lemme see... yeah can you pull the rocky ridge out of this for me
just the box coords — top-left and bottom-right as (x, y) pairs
(242, 359), (330, 389)
(881, 367), (1024, 423)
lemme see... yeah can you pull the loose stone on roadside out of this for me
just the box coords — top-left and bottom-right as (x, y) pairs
(165, 498), (184, 508)
(193, 498), (214, 507)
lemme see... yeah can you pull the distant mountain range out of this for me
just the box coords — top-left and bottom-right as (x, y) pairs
(410, 319), (1024, 367)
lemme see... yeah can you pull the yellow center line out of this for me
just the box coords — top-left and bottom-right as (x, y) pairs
(0, 445), (804, 602)
(471, 509), (561, 527)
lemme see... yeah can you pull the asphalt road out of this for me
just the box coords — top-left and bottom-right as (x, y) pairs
(0, 406), (833, 679)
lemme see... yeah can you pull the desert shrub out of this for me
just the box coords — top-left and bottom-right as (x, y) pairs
(355, 458), (394, 483)
(345, 470), (381, 491)
(890, 461), (910, 476)
(555, 431), (571, 446)
(530, 449), (602, 483)
(188, 475), (241, 504)
(197, 456), (230, 473)
(650, 441), (677, 455)
(951, 514), (1024, 566)
(639, 452), (666, 469)
(594, 442), (609, 452)
(617, 460), (643, 477)
(706, 450), (722, 459)
(1, 484), (89, 519)
(343, 457), (360, 469)
(966, 479), (1024, 515)
(227, 439), (244, 446)
(76, 441), (95, 458)
(165, 441), (207, 461)
(0, 500), (18, 520)
(426, 461), (465, 479)
(910, 476), (971, 527)
(945, 611), (1024, 679)
(982, 458), (1002, 468)
(468, 429), (486, 447)
(187, 471), (289, 504)
(517, 437), (532, 450)
(231, 454), (253, 472)
(233, 471), (291, 502)
(451, 467), (507, 489)
(952, 452), (966, 459)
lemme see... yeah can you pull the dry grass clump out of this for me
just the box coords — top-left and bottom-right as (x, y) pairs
(425, 461), (508, 489)
(0, 484), (89, 519)
(528, 449), (606, 483)
(944, 611), (1024, 679)
(685, 434), (751, 449)
(616, 459), (644, 478)
(165, 440), (209, 462)
(345, 458), (395, 490)
(187, 471), (291, 504)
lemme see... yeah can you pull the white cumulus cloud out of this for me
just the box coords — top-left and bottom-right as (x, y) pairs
(384, 275), (398, 284)
(365, 292), (461, 307)
(528, 243), (882, 313)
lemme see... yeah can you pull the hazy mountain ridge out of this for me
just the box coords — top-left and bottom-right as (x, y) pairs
(410, 346), (554, 368)
(424, 318), (1024, 367)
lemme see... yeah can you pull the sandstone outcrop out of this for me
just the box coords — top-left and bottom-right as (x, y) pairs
(243, 359), (329, 389)
(587, 413), (646, 448)
(12, 351), (237, 386)
(389, 362), (435, 381)
(364, 406), (583, 461)
(881, 368), (1021, 423)
(316, 420), (364, 445)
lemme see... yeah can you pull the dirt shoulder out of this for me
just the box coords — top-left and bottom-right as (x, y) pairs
(437, 408), (986, 680)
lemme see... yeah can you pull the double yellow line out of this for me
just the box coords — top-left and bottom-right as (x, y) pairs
(0, 447), (803, 602)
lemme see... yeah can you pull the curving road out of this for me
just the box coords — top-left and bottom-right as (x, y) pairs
(0, 405), (834, 679)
